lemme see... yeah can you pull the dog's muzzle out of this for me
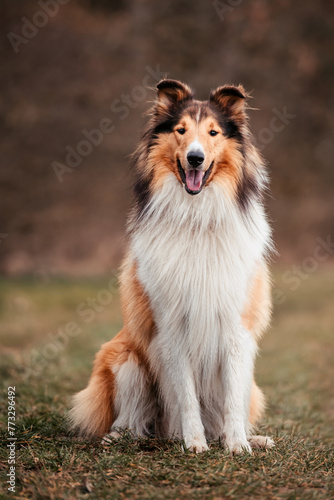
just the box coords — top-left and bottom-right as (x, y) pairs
(177, 159), (214, 195)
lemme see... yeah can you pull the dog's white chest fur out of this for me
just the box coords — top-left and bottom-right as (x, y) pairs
(129, 176), (271, 442)
(132, 176), (270, 358)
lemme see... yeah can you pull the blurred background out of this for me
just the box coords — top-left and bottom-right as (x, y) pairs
(0, 0), (333, 276)
(0, 5), (333, 495)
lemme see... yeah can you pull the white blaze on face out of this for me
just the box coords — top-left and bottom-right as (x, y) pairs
(196, 107), (201, 124)
(186, 139), (205, 163)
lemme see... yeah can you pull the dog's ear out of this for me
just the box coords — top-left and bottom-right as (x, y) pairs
(209, 85), (246, 115)
(156, 79), (193, 113)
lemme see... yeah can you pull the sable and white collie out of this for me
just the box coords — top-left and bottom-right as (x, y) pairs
(70, 79), (274, 454)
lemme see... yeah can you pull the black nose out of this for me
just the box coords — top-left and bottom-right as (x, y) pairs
(187, 152), (204, 168)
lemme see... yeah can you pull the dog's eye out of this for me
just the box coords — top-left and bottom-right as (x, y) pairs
(209, 130), (218, 136)
(177, 128), (186, 135)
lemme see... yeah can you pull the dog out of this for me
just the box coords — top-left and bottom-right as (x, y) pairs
(69, 79), (274, 454)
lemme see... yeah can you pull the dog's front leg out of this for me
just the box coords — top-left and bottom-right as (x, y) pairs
(177, 365), (209, 453)
(150, 341), (208, 453)
(222, 326), (257, 455)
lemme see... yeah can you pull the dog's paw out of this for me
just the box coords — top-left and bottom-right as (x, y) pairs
(185, 436), (209, 453)
(225, 440), (252, 455)
(249, 435), (275, 450)
(101, 430), (121, 445)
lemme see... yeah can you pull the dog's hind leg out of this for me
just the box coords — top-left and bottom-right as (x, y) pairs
(242, 263), (274, 450)
(104, 352), (157, 441)
(69, 328), (156, 440)
(69, 337), (119, 437)
(247, 381), (274, 449)
(248, 380), (265, 428)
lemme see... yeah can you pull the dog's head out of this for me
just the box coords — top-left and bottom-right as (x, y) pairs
(133, 79), (264, 214)
(151, 79), (247, 196)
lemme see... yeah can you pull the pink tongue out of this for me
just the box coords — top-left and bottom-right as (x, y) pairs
(185, 169), (204, 191)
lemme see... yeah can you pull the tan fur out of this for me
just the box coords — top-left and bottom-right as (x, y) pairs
(242, 263), (272, 340)
(69, 336), (119, 436)
(120, 253), (155, 363)
(249, 381), (266, 427)
(213, 138), (244, 198)
(241, 264), (272, 427)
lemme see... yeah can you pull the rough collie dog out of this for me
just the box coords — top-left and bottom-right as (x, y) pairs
(69, 79), (274, 454)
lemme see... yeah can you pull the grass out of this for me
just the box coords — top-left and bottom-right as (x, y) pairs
(0, 268), (333, 499)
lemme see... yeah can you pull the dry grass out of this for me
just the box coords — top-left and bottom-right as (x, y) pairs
(0, 268), (333, 499)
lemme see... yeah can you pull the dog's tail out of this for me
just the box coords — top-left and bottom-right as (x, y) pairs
(68, 340), (116, 437)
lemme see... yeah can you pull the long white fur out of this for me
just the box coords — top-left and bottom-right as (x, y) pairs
(111, 354), (157, 437)
(112, 173), (272, 453)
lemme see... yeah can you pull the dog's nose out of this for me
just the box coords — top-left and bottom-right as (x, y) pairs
(187, 151), (205, 168)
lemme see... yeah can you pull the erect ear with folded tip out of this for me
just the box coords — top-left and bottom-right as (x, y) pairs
(156, 79), (193, 114)
(209, 85), (246, 116)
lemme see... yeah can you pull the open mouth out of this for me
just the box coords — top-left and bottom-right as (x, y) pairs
(177, 159), (214, 195)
